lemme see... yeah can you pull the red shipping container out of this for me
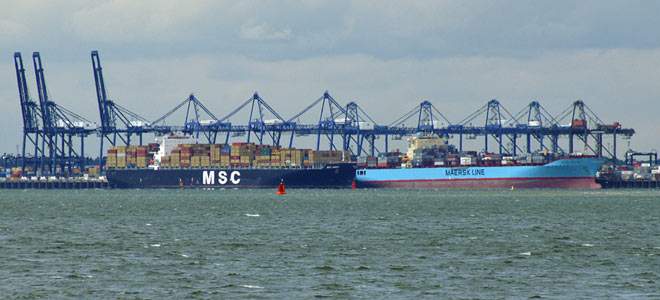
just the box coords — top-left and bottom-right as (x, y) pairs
(572, 120), (586, 126)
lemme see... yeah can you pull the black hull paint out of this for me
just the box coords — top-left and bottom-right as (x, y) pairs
(106, 163), (356, 189)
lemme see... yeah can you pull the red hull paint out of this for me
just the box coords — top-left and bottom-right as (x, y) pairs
(357, 177), (601, 189)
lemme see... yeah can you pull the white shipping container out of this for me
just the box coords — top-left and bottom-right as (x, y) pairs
(130, 121), (149, 127)
(56, 119), (70, 128)
(460, 157), (473, 165)
(199, 120), (218, 126)
(71, 121), (96, 129)
(264, 119), (284, 125)
(358, 121), (374, 130)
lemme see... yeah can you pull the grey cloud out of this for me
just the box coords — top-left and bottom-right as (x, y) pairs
(1, 0), (659, 153)
(5, 1), (660, 60)
(239, 23), (293, 41)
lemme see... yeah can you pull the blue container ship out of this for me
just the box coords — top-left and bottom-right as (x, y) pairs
(355, 135), (606, 189)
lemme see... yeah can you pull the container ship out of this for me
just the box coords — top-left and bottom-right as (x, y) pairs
(105, 136), (355, 189)
(355, 135), (606, 189)
(595, 160), (660, 189)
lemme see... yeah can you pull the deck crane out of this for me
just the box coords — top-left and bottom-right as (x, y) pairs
(14, 52), (44, 174)
(33, 52), (93, 174)
(91, 50), (152, 172)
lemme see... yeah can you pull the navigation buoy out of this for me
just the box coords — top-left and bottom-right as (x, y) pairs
(277, 180), (286, 194)
(352, 180), (357, 189)
(511, 186), (514, 190)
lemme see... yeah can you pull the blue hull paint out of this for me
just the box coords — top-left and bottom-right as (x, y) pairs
(356, 157), (606, 189)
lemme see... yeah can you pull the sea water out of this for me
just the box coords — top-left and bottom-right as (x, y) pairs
(0, 189), (658, 299)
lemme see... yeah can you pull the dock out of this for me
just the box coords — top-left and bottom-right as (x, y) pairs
(0, 177), (113, 189)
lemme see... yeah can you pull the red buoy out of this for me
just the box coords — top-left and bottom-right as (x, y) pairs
(277, 181), (286, 194)
(352, 180), (357, 189)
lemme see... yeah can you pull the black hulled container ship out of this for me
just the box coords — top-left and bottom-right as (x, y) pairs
(105, 136), (356, 189)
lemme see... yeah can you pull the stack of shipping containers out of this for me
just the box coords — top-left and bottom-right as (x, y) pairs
(107, 145), (154, 168)
(107, 142), (352, 170)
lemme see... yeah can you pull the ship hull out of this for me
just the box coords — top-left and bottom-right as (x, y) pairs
(356, 158), (606, 189)
(106, 163), (356, 189)
(356, 177), (600, 189)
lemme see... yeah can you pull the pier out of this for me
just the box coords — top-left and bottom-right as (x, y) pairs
(0, 178), (113, 189)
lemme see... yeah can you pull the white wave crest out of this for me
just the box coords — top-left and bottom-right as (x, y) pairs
(240, 284), (264, 289)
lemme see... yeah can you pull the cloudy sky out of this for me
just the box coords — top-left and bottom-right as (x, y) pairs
(1, 0), (659, 157)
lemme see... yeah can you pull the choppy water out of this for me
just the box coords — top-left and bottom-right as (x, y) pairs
(0, 188), (658, 299)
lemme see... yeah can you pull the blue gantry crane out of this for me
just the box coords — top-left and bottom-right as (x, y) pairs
(288, 91), (348, 151)
(342, 101), (384, 156)
(510, 101), (559, 153)
(453, 99), (520, 155)
(285, 91), (383, 156)
(552, 100), (632, 158)
(91, 50), (153, 172)
(14, 52), (44, 174)
(389, 100), (452, 134)
(150, 93), (232, 143)
(219, 92), (293, 146)
(32, 52), (94, 174)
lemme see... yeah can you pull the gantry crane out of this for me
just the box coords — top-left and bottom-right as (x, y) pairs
(32, 52), (93, 174)
(14, 52), (44, 174)
(91, 50), (152, 172)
